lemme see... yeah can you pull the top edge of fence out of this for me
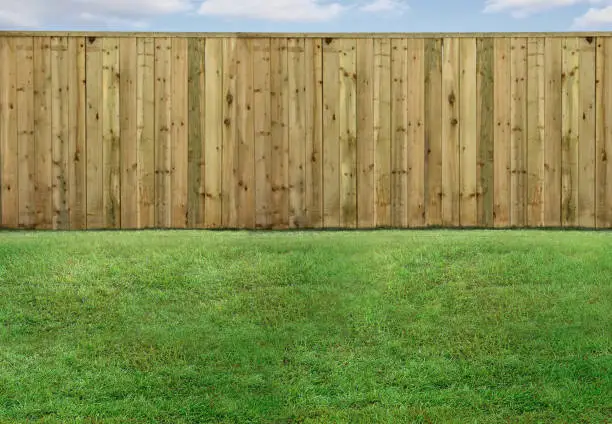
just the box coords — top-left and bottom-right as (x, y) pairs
(0, 31), (611, 38)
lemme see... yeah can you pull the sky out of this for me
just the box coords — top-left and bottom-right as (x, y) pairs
(0, 0), (612, 32)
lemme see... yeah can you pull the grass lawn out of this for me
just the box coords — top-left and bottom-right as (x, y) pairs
(0, 230), (611, 423)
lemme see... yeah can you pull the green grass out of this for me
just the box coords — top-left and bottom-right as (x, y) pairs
(0, 230), (611, 423)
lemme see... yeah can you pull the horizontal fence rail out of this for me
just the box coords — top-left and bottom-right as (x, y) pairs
(1, 33), (612, 229)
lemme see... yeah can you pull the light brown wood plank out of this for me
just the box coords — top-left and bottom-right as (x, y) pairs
(578, 37), (596, 228)
(442, 37), (460, 226)
(305, 38), (324, 228)
(493, 37), (511, 227)
(137, 37), (156, 229)
(0, 38), (18, 228)
(562, 38), (580, 227)
(120, 37), (139, 229)
(171, 38), (189, 228)
(187, 38), (205, 228)
(391, 38), (408, 227)
(339, 38), (357, 228)
(510, 37), (527, 227)
(155, 37), (172, 228)
(322, 38), (340, 228)
(407, 38), (426, 227)
(374, 38), (392, 227)
(476, 38), (495, 227)
(253, 38), (271, 229)
(102, 37), (121, 229)
(33, 37), (53, 229)
(204, 38), (223, 228)
(67, 38), (87, 230)
(459, 38), (478, 227)
(424, 38), (443, 227)
(16, 37), (35, 228)
(527, 38), (545, 227)
(288, 38), (306, 228)
(85, 36), (104, 229)
(51, 36), (69, 230)
(596, 37), (612, 228)
(222, 37), (238, 228)
(544, 37), (563, 227)
(356, 38), (375, 228)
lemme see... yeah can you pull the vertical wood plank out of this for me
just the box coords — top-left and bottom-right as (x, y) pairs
(51, 36), (69, 230)
(171, 38), (189, 228)
(494, 37), (511, 227)
(33, 37), (53, 229)
(596, 37), (612, 228)
(305, 38), (324, 228)
(16, 37), (35, 228)
(578, 37), (596, 228)
(85, 36), (104, 229)
(510, 37), (527, 227)
(187, 38), (205, 228)
(102, 37), (121, 229)
(391, 38), (408, 227)
(339, 39), (357, 228)
(562, 38), (580, 227)
(407, 38), (426, 227)
(0, 38), (18, 228)
(357, 38), (375, 228)
(67, 38), (87, 230)
(544, 37), (563, 227)
(322, 37), (340, 228)
(476, 38), (495, 227)
(155, 37), (172, 228)
(222, 37), (237, 228)
(204, 38), (223, 228)
(137, 37), (156, 229)
(120, 37), (139, 229)
(424, 38), (443, 227)
(527, 38), (545, 227)
(288, 38), (307, 228)
(442, 37), (460, 226)
(235, 38), (255, 229)
(459, 37), (478, 227)
(253, 38), (271, 229)
(374, 38), (392, 228)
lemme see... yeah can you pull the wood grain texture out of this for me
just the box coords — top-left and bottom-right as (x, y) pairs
(356, 38), (375, 228)
(305, 38), (324, 228)
(0, 37), (18, 227)
(391, 38), (408, 227)
(527, 38), (545, 227)
(578, 37), (596, 228)
(16, 37), (35, 228)
(323, 38), (341, 228)
(204, 38), (223, 228)
(493, 37), (511, 227)
(33, 37), (53, 229)
(425, 38), (443, 226)
(596, 37), (612, 228)
(374, 38), (392, 227)
(171, 38), (189, 228)
(339, 39), (357, 228)
(510, 37), (527, 227)
(137, 37), (156, 229)
(562, 38), (580, 227)
(442, 38), (460, 226)
(222, 37), (238, 228)
(155, 37), (172, 228)
(476, 38), (495, 227)
(187, 38), (205, 228)
(544, 37), (563, 227)
(459, 37), (478, 227)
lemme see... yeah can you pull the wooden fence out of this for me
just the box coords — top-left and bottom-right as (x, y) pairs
(1, 32), (612, 229)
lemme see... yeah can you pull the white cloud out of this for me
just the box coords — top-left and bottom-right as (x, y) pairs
(198, 0), (344, 22)
(483, 0), (603, 18)
(360, 0), (409, 13)
(0, 0), (193, 28)
(573, 5), (612, 27)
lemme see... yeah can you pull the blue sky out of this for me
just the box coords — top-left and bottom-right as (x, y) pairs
(0, 0), (611, 32)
